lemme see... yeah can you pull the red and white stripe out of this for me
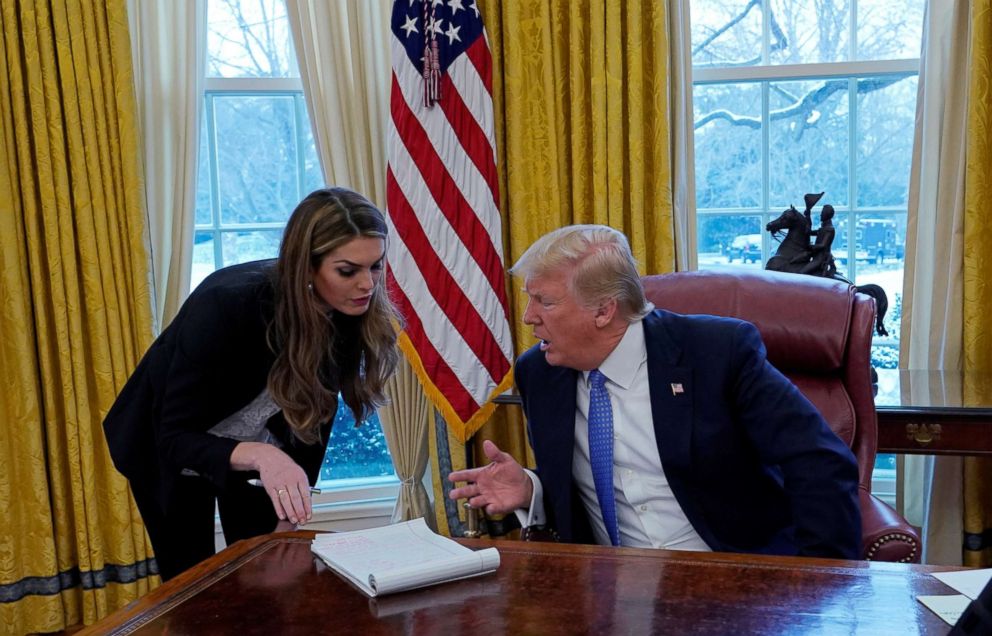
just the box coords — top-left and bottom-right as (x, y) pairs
(387, 22), (513, 438)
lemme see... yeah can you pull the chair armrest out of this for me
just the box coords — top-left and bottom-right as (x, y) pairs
(859, 488), (921, 563)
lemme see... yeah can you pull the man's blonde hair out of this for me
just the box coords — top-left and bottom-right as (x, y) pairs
(510, 225), (653, 323)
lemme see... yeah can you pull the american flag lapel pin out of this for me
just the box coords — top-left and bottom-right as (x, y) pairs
(671, 383), (684, 396)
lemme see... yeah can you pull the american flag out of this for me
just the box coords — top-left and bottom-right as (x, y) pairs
(386, 0), (514, 442)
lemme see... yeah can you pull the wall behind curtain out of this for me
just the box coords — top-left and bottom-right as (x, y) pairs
(0, 0), (157, 632)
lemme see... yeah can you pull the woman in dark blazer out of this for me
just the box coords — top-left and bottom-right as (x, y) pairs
(103, 187), (400, 580)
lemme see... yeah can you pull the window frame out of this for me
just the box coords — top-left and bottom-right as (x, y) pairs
(690, 5), (922, 496)
(196, 76), (313, 270)
(693, 59), (917, 276)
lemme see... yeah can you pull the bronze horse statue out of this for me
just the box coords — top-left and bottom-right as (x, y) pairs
(765, 204), (813, 274)
(764, 192), (889, 337)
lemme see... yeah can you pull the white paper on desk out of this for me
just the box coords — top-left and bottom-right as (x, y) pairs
(932, 568), (992, 599)
(917, 595), (971, 626)
(311, 518), (500, 597)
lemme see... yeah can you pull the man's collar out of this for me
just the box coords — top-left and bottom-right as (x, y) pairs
(581, 320), (645, 390)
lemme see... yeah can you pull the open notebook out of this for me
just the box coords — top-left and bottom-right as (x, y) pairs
(311, 518), (500, 597)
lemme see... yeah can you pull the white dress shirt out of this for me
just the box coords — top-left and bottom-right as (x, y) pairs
(517, 320), (710, 551)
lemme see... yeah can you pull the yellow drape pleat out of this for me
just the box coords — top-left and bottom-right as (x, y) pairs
(433, 0), (675, 533)
(962, 0), (992, 568)
(0, 1), (157, 632)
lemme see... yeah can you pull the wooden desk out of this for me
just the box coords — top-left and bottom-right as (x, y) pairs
(82, 531), (960, 635)
(875, 369), (992, 456)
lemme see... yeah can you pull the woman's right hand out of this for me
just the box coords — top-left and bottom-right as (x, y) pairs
(230, 442), (313, 524)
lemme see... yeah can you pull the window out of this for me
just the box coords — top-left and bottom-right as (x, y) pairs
(195, 0), (395, 495)
(193, 0), (320, 286)
(690, 0), (925, 500)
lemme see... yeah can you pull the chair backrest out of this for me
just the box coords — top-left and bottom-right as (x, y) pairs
(640, 269), (878, 490)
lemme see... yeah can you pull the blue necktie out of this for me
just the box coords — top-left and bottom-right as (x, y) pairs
(588, 369), (620, 546)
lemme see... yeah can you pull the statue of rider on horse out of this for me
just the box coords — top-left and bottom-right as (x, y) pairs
(765, 192), (889, 337)
(765, 191), (837, 277)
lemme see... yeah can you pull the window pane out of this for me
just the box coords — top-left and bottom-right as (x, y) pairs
(853, 213), (905, 368)
(321, 402), (394, 482)
(828, 212), (854, 274)
(690, 0), (762, 69)
(220, 230), (281, 266)
(857, 76), (917, 208)
(857, 0), (925, 61)
(213, 95), (300, 224)
(769, 0), (850, 65)
(768, 79), (849, 208)
(206, 0), (298, 78)
(191, 231), (216, 290)
(694, 83), (762, 209)
(860, 214), (906, 265)
(697, 214), (764, 270)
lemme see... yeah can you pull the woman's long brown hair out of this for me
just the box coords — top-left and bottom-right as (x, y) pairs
(267, 188), (400, 444)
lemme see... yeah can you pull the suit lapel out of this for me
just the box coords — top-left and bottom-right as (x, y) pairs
(643, 311), (722, 549)
(643, 311), (693, 469)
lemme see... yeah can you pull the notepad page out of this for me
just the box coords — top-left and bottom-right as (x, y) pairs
(368, 546), (500, 595)
(311, 518), (499, 596)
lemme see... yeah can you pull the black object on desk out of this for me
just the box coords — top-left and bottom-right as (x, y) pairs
(950, 576), (992, 635)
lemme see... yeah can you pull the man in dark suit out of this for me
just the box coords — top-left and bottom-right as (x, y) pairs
(449, 224), (861, 559)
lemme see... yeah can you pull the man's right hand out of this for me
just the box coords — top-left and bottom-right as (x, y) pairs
(448, 440), (533, 514)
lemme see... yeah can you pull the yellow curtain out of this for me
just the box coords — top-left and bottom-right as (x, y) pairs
(433, 0), (676, 536)
(484, 0), (675, 358)
(0, 1), (157, 632)
(962, 0), (992, 568)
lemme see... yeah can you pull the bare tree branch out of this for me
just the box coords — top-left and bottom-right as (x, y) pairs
(695, 108), (761, 130)
(692, 0), (761, 57)
(693, 0), (788, 68)
(231, 2), (275, 75)
(695, 76), (907, 130)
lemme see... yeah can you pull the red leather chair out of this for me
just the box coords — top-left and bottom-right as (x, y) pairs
(641, 269), (920, 563)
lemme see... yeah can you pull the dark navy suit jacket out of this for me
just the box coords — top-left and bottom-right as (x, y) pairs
(515, 309), (861, 559)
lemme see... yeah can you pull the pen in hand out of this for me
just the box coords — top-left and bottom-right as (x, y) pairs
(247, 478), (321, 495)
